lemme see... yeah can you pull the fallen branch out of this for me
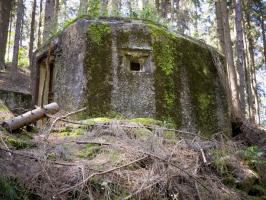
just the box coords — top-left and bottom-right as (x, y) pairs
(58, 156), (149, 195)
(0, 146), (80, 167)
(75, 141), (111, 146)
(2, 102), (60, 132)
(137, 150), (212, 194)
(45, 107), (86, 138)
(123, 178), (163, 200)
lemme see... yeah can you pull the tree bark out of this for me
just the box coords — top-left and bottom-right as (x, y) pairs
(12, 0), (24, 73)
(37, 0), (43, 47)
(259, 12), (266, 66)
(78, 0), (89, 15)
(161, 0), (171, 18)
(243, 0), (260, 123)
(0, 0), (13, 70)
(215, 1), (225, 54)
(155, 0), (160, 14)
(219, 0), (242, 121)
(43, 0), (59, 41)
(234, 0), (246, 118)
(29, 0), (37, 66)
(100, 0), (108, 16)
(2, 102), (60, 132)
(7, 8), (14, 63)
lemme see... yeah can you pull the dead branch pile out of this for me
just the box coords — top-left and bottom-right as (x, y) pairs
(0, 116), (243, 200)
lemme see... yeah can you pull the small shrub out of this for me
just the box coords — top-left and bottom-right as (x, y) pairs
(242, 146), (264, 167)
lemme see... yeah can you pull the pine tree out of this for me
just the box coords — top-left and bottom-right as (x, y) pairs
(43, 0), (59, 41)
(217, 0), (242, 120)
(234, 0), (247, 117)
(12, 0), (24, 73)
(0, 0), (13, 69)
(79, 0), (89, 15)
(29, 0), (37, 66)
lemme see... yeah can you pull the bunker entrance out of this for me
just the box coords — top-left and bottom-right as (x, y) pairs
(37, 56), (54, 107)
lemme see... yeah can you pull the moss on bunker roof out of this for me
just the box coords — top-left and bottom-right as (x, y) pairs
(38, 16), (222, 56)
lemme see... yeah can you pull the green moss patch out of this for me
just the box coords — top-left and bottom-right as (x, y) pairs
(148, 23), (182, 128)
(129, 118), (163, 126)
(77, 144), (102, 159)
(147, 22), (228, 136)
(85, 22), (113, 116)
(5, 134), (35, 150)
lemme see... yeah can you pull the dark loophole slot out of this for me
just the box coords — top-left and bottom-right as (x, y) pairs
(130, 61), (141, 71)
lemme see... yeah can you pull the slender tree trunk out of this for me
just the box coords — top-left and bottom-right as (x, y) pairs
(12, 0), (24, 74)
(124, 0), (132, 16)
(78, 0), (88, 15)
(155, 0), (160, 14)
(100, 0), (108, 16)
(7, 9), (14, 63)
(219, 0), (242, 121)
(37, 0), (43, 47)
(161, 0), (171, 18)
(243, 0), (260, 123)
(260, 14), (266, 65)
(215, 1), (225, 54)
(20, 12), (24, 47)
(54, 0), (59, 28)
(0, 0), (13, 69)
(43, 0), (58, 41)
(234, 0), (246, 118)
(29, 0), (37, 66)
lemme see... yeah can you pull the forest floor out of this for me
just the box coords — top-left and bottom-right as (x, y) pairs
(0, 66), (30, 94)
(0, 115), (266, 200)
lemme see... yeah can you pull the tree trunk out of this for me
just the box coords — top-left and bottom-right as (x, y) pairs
(100, 0), (108, 16)
(0, 0), (13, 70)
(243, 0), (260, 123)
(2, 102), (59, 132)
(259, 13), (266, 66)
(219, 0), (242, 121)
(43, 0), (58, 41)
(155, 0), (160, 14)
(78, 0), (89, 15)
(7, 8), (14, 63)
(37, 0), (43, 48)
(234, 0), (246, 118)
(215, 1), (225, 54)
(12, 0), (24, 73)
(161, 0), (171, 18)
(29, 0), (37, 66)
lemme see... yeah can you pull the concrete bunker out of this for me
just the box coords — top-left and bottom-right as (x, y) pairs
(32, 17), (231, 136)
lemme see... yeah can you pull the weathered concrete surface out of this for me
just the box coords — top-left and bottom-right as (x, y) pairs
(32, 17), (231, 136)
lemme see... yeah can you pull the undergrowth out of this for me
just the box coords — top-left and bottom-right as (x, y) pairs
(0, 176), (38, 200)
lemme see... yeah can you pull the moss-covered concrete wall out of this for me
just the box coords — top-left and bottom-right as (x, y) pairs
(32, 17), (230, 136)
(147, 23), (230, 135)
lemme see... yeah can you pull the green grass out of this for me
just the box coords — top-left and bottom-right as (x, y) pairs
(77, 144), (102, 159)
(0, 176), (37, 200)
